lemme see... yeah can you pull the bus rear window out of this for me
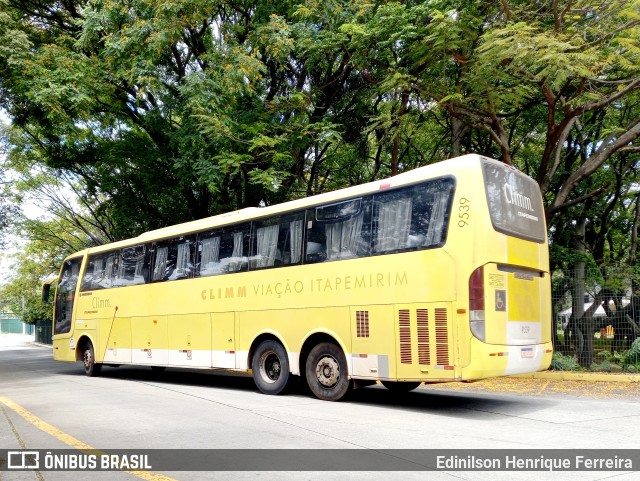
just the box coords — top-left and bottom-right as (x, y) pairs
(482, 160), (546, 243)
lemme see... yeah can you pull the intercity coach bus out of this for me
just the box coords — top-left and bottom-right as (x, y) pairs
(46, 154), (552, 401)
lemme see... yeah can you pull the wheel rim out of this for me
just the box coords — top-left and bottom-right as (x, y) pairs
(315, 355), (340, 388)
(259, 351), (281, 384)
(84, 349), (92, 370)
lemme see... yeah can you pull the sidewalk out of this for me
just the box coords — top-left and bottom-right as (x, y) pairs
(0, 332), (37, 347)
(429, 374), (640, 398)
(515, 370), (640, 383)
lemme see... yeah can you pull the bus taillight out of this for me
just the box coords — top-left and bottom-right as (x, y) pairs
(469, 266), (486, 342)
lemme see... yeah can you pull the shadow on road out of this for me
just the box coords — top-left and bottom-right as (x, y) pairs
(53, 363), (553, 418)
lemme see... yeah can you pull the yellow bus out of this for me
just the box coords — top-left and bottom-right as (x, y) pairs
(46, 154), (552, 401)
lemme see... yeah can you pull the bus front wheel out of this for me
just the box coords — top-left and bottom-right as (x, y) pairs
(252, 340), (290, 395)
(305, 342), (350, 401)
(381, 381), (421, 392)
(82, 341), (102, 377)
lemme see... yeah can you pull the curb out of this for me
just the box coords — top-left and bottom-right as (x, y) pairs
(513, 371), (640, 383)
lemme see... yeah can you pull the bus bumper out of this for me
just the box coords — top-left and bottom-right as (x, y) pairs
(461, 337), (553, 381)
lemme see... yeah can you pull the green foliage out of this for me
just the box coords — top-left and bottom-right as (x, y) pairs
(623, 338), (640, 371)
(20, 296), (52, 325)
(0, 248), (55, 324)
(550, 352), (582, 371)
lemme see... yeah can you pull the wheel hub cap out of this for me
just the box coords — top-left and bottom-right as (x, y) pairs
(315, 355), (339, 387)
(262, 352), (281, 383)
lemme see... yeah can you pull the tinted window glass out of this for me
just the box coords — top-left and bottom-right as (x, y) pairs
(196, 224), (250, 276)
(251, 213), (305, 269)
(150, 236), (195, 282)
(81, 251), (118, 291)
(306, 198), (371, 263)
(82, 246), (148, 290)
(482, 160), (546, 243)
(372, 179), (454, 254)
(114, 245), (147, 287)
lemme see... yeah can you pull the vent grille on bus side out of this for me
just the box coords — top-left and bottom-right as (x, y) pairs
(417, 308), (430, 365)
(435, 307), (450, 365)
(356, 310), (370, 338)
(396, 306), (450, 367)
(398, 309), (412, 364)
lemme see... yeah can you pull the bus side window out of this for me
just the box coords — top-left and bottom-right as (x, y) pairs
(252, 213), (305, 269)
(196, 232), (222, 276)
(81, 252), (117, 291)
(418, 180), (454, 248)
(81, 257), (98, 291)
(150, 236), (196, 282)
(196, 224), (250, 276)
(114, 245), (147, 287)
(372, 179), (454, 254)
(373, 191), (414, 253)
(305, 198), (371, 263)
(220, 227), (249, 273)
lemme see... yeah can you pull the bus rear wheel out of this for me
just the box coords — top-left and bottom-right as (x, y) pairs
(252, 340), (290, 395)
(305, 342), (350, 401)
(82, 341), (102, 377)
(381, 381), (421, 392)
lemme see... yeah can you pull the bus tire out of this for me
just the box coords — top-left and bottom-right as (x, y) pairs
(82, 341), (102, 377)
(305, 342), (350, 401)
(252, 340), (290, 395)
(381, 381), (421, 392)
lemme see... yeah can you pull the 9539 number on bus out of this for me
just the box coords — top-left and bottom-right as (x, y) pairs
(458, 197), (470, 227)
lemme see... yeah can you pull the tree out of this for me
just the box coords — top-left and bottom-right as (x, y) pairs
(0, 125), (18, 246)
(0, 246), (55, 324)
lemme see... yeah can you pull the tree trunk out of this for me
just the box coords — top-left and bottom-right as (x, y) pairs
(572, 218), (593, 367)
(450, 116), (467, 157)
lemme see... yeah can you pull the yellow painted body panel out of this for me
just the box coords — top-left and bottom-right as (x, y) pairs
(131, 315), (168, 365)
(211, 312), (235, 352)
(103, 317), (132, 363)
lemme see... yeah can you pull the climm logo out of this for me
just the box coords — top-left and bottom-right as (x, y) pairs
(201, 286), (248, 300)
(92, 296), (111, 309)
(503, 184), (534, 212)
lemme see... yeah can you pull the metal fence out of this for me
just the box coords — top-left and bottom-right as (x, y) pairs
(0, 315), (51, 344)
(0, 317), (34, 335)
(552, 265), (640, 370)
(34, 319), (52, 345)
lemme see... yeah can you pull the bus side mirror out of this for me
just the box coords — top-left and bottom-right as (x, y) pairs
(42, 283), (52, 304)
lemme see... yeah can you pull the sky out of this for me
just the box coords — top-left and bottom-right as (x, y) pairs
(1, 109), (71, 286)
(0, 109), (35, 285)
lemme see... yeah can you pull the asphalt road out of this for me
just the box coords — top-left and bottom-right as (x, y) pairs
(1, 337), (639, 481)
